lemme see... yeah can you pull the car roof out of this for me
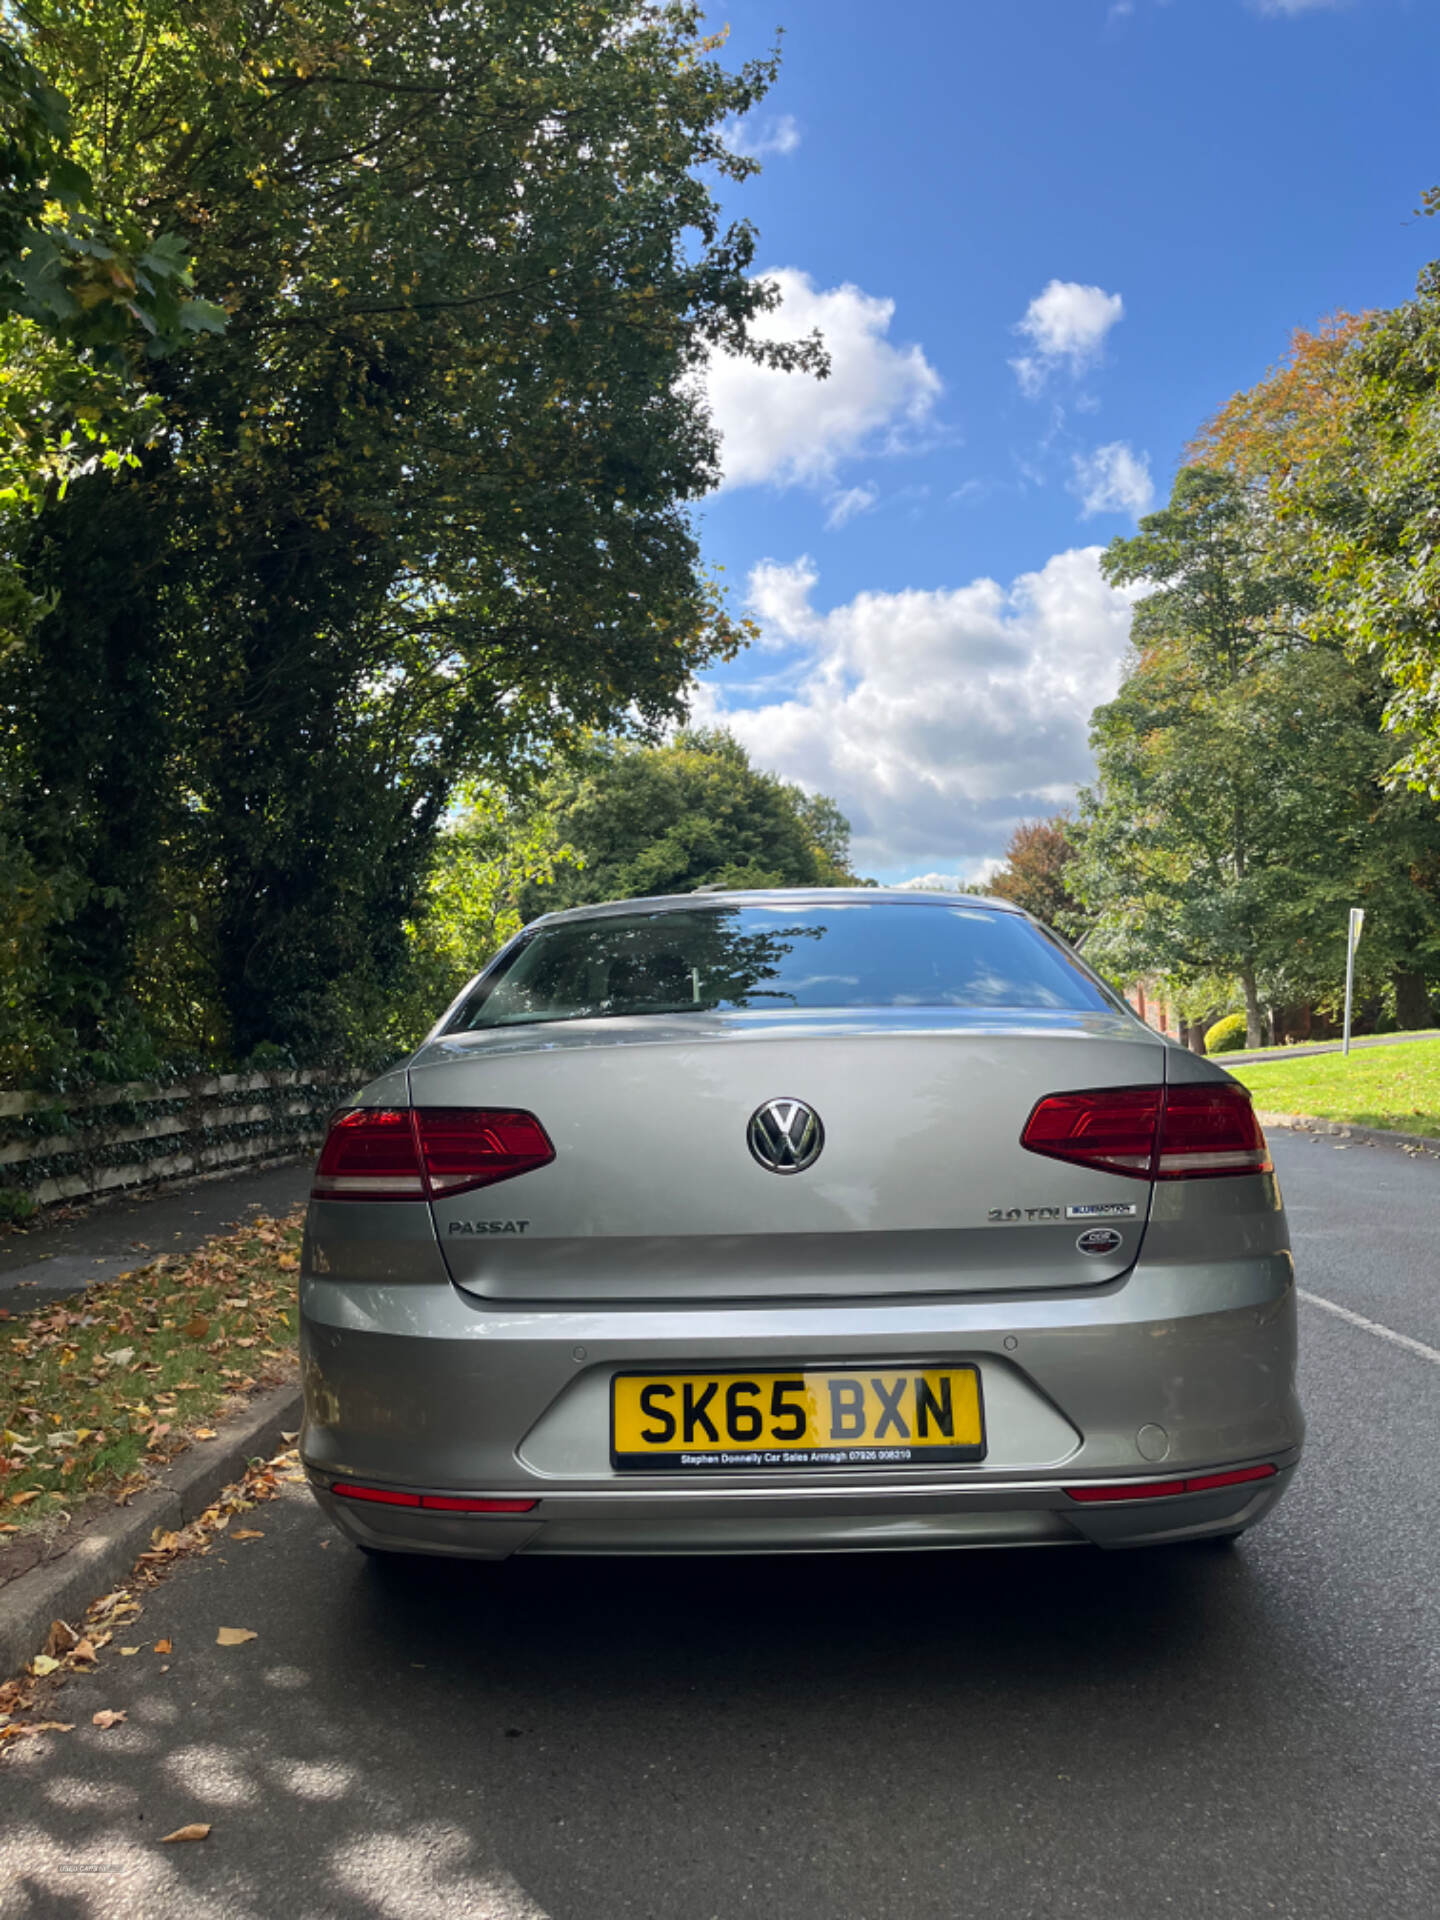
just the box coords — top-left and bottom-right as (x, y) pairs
(528, 887), (1022, 928)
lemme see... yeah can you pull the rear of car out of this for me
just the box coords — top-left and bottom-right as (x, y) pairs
(299, 890), (1301, 1557)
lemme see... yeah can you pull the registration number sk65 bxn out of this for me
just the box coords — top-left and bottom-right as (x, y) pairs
(610, 1366), (985, 1471)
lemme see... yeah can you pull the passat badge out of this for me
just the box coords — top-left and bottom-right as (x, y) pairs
(1076, 1226), (1124, 1257)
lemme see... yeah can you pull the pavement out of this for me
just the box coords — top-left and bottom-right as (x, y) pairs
(2, 1130), (1438, 1917)
(0, 1161), (313, 1309)
(1223, 1026), (1440, 1064)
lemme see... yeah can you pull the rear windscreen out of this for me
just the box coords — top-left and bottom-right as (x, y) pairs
(447, 902), (1116, 1030)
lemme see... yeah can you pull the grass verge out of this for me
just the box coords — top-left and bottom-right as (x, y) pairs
(1, 1211), (302, 1532)
(1230, 1037), (1440, 1138)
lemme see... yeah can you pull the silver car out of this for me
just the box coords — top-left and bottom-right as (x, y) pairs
(300, 889), (1302, 1559)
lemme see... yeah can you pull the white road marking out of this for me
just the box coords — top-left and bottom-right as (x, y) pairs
(1299, 1288), (1440, 1368)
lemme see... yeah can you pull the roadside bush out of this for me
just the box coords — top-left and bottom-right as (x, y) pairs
(1205, 1012), (1249, 1053)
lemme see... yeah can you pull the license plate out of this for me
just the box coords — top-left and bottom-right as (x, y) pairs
(610, 1366), (985, 1471)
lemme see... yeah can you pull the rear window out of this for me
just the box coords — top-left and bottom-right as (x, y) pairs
(447, 901), (1115, 1030)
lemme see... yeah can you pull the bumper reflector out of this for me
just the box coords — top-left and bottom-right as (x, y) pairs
(1065, 1464), (1277, 1504)
(331, 1482), (537, 1514)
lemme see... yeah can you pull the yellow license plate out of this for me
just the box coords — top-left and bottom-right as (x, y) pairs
(611, 1367), (985, 1471)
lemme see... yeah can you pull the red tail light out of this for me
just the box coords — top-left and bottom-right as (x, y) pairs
(1065, 1464), (1276, 1504)
(311, 1106), (555, 1202)
(331, 1482), (537, 1514)
(1020, 1083), (1270, 1181)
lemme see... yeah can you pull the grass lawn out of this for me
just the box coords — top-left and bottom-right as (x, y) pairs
(1230, 1037), (1440, 1138)
(1, 1210), (302, 1532)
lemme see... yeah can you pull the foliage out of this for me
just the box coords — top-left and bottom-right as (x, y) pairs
(394, 786), (582, 1046)
(0, 1210), (301, 1529)
(1299, 263), (1440, 793)
(1077, 467), (1440, 1046)
(985, 815), (1085, 938)
(1186, 314), (1371, 490)
(1205, 1012), (1249, 1054)
(1230, 1036), (1440, 1139)
(510, 729), (863, 921)
(0, 0), (821, 1081)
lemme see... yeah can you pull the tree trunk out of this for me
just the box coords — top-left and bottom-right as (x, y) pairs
(1239, 964), (1264, 1049)
(1190, 1017), (1209, 1055)
(1393, 968), (1433, 1031)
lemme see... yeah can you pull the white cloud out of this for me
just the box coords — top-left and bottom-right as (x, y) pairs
(703, 548), (1138, 874)
(897, 862), (1004, 892)
(1011, 280), (1125, 395)
(1252, 0), (1343, 13)
(706, 269), (942, 491)
(1071, 441), (1154, 518)
(721, 112), (802, 158)
(825, 484), (879, 530)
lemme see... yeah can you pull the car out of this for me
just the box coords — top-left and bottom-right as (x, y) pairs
(299, 888), (1302, 1560)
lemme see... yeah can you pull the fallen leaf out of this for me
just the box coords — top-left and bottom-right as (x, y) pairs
(9, 1490), (41, 1507)
(91, 1708), (127, 1728)
(160, 1823), (211, 1843)
(3, 1720), (75, 1740)
(183, 1316), (211, 1341)
(193, 1428), (218, 1441)
(153, 1639), (172, 1654)
(70, 1639), (98, 1665)
(119, 1647), (141, 1657)
(43, 1620), (78, 1659)
(30, 1654), (61, 1677)
(231, 1529), (264, 1541)
(104, 1347), (135, 1367)
(215, 1627), (257, 1646)
(280, 1430), (298, 1443)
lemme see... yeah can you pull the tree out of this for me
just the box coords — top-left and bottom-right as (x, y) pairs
(1185, 313), (1371, 490)
(985, 816), (1085, 938)
(1080, 467), (1440, 1042)
(1300, 262), (1440, 794)
(510, 729), (863, 920)
(0, 1), (824, 1071)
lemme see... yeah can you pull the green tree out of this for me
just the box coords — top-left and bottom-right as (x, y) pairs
(510, 729), (862, 919)
(1301, 261), (1440, 794)
(1076, 468), (1437, 1046)
(0, 0), (823, 1072)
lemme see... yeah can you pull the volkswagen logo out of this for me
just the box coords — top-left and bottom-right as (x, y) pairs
(747, 1098), (825, 1175)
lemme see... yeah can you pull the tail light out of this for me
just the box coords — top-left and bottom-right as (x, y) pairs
(311, 1106), (555, 1202)
(1021, 1082), (1271, 1181)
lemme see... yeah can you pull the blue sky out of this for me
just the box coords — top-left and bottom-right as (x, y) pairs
(690, 0), (1440, 883)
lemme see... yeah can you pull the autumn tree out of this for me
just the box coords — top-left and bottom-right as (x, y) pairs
(985, 817), (1085, 938)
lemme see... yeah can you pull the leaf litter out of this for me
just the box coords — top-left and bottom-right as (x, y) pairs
(2, 1212), (302, 1529)
(2, 1442), (302, 1751)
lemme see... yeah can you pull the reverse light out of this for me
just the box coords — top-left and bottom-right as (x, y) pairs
(1065, 1464), (1277, 1504)
(331, 1482), (538, 1514)
(311, 1106), (555, 1202)
(1020, 1083), (1271, 1181)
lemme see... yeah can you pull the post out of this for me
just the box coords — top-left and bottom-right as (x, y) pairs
(1342, 908), (1365, 1056)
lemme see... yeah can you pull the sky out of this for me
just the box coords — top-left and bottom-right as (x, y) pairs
(688, 0), (1440, 885)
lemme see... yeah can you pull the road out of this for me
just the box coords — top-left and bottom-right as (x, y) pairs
(3, 1130), (1438, 1918)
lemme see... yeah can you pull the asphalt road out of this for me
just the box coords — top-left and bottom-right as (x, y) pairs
(3, 1130), (1438, 1919)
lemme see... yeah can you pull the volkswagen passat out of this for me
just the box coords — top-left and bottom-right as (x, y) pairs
(300, 890), (1302, 1558)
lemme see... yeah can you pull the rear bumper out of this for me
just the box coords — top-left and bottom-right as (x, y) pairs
(307, 1460), (1297, 1557)
(299, 1220), (1303, 1557)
